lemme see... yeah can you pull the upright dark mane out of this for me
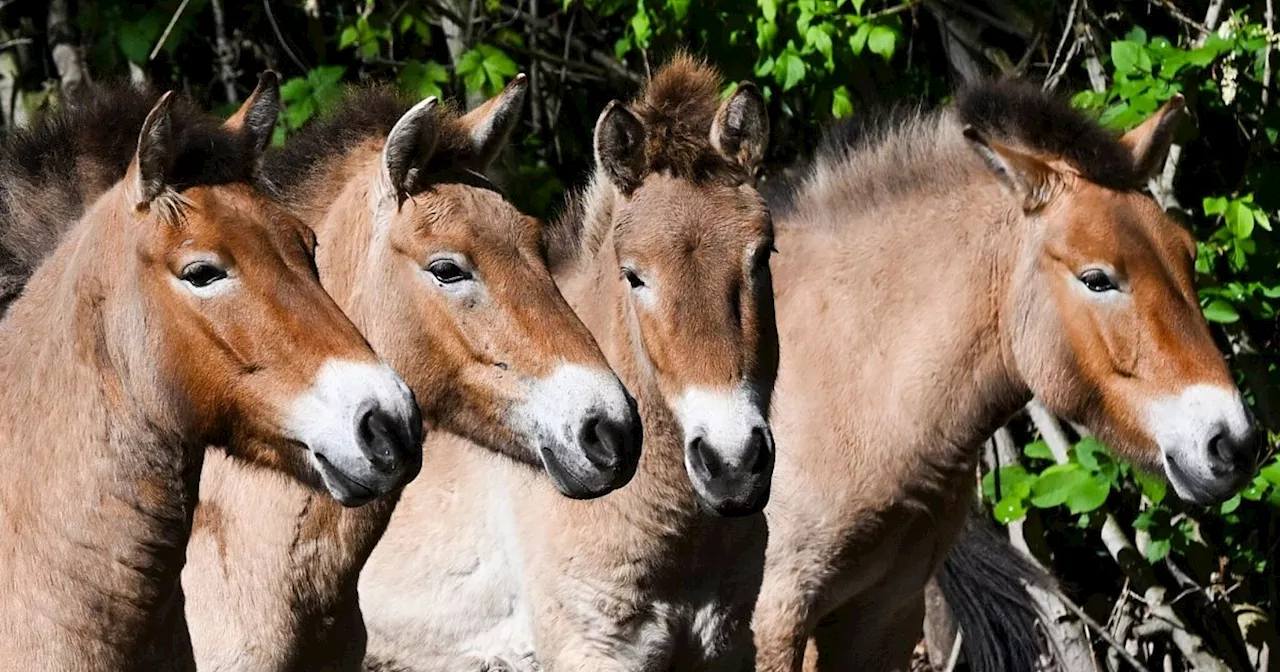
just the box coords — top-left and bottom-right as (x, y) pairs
(955, 80), (1141, 189)
(765, 79), (1143, 219)
(548, 53), (736, 270)
(261, 85), (471, 201)
(0, 83), (263, 316)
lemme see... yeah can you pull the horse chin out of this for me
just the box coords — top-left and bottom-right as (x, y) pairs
(310, 452), (380, 507)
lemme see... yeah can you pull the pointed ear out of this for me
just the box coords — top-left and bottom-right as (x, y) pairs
(382, 97), (441, 204)
(963, 126), (1059, 212)
(127, 91), (178, 209)
(224, 71), (281, 156)
(459, 73), (527, 171)
(711, 81), (769, 176)
(594, 100), (646, 194)
(1121, 94), (1185, 182)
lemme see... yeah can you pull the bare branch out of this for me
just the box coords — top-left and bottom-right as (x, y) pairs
(48, 0), (91, 101)
(209, 0), (239, 103)
(149, 0), (193, 62)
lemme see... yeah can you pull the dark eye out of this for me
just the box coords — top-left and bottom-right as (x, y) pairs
(1079, 268), (1118, 293)
(622, 268), (645, 289)
(428, 259), (472, 284)
(181, 261), (228, 288)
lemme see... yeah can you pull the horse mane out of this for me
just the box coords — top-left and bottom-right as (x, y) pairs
(548, 52), (735, 271)
(0, 82), (262, 315)
(260, 85), (470, 203)
(765, 79), (1142, 219)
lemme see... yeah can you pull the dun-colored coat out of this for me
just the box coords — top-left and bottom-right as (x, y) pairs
(359, 54), (779, 671)
(182, 78), (641, 671)
(751, 82), (1258, 671)
(0, 80), (419, 670)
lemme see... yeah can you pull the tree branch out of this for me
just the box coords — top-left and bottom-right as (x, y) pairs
(47, 0), (90, 101)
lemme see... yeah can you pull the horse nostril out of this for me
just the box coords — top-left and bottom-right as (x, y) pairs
(746, 427), (771, 475)
(579, 415), (623, 471)
(1209, 429), (1257, 474)
(358, 407), (402, 474)
(690, 436), (726, 479)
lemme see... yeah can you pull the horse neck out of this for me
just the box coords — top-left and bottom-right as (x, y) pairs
(553, 182), (708, 548)
(774, 171), (1033, 492)
(0, 201), (201, 663)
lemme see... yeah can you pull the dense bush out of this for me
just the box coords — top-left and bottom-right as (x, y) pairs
(3, 0), (1277, 668)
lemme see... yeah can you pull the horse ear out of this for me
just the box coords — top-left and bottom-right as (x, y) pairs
(1121, 94), (1185, 182)
(594, 100), (646, 194)
(382, 96), (441, 204)
(711, 81), (769, 176)
(459, 73), (527, 171)
(224, 71), (281, 156)
(127, 91), (178, 209)
(963, 126), (1058, 212)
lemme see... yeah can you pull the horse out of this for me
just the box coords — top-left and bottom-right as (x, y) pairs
(0, 77), (421, 671)
(359, 53), (778, 671)
(750, 80), (1259, 671)
(181, 77), (642, 671)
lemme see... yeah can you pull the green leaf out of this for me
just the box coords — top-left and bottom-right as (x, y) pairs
(849, 22), (871, 55)
(1203, 299), (1240, 324)
(774, 50), (806, 91)
(1030, 463), (1089, 508)
(1227, 199), (1256, 239)
(1124, 27), (1148, 45)
(339, 26), (359, 50)
(1145, 537), (1171, 563)
(1220, 493), (1243, 514)
(867, 25), (897, 61)
(994, 497), (1027, 524)
(630, 4), (652, 48)
(831, 85), (853, 118)
(1111, 41), (1143, 74)
(760, 0), (777, 23)
(1023, 440), (1054, 460)
(981, 465), (1033, 502)
(1241, 475), (1270, 501)
(1074, 436), (1108, 472)
(279, 77), (312, 103)
(1134, 469), (1168, 504)
(1065, 475), (1111, 514)
(1260, 461), (1280, 486)
(1204, 196), (1229, 216)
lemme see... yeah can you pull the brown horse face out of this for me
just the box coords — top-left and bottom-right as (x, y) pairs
(339, 79), (639, 499)
(127, 90), (421, 507)
(970, 98), (1258, 505)
(595, 84), (779, 516)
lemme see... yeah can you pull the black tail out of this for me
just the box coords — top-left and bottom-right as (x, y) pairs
(934, 512), (1054, 672)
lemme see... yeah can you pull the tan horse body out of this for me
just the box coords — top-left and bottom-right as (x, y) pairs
(0, 81), (419, 670)
(182, 80), (641, 671)
(360, 55), (778, 671)
(751, 83), (1258, 671)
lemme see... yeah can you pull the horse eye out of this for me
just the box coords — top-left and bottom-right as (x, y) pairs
(622, 268), (645, 289)
(428, 259), (471, 284)
(1079, 269), (1118, 293)
(181, 262), (228, 288)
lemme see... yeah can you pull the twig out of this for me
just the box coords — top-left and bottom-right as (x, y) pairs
(0, 38), (32, 51)
(1054, 591), (1148, 672)
(1044, 0), (1080, 88)
(149, 0), (193, 61)
(48, 0), (91, 101)
(1264, 0), (1275, 108)
(865, 0), (919, 21)
(1148, 0), (1210, 34)
(494, 5), (643, 83)
(263, 0), (309, 74)
(209, 0), (238, 103)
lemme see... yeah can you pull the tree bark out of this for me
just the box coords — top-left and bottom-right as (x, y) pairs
(47, 0), (90, 102)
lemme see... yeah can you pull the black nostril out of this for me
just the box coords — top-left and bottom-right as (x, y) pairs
(746, 427), (771, 474)
(579, 415), (623, 471)
(691, 436), (726, 479)
(358, 407), (402, 474)
(1209, 430), (1257, 474)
